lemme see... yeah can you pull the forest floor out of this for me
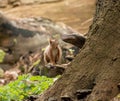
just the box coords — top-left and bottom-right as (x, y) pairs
(0, 0), (96, 84)
(0, 0), (97, 100)
(0, 0), (96, 34)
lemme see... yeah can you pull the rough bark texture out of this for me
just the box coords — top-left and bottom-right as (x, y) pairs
(36, 0), (120, 101)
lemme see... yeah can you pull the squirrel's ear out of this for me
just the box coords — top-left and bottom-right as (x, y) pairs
(49, 38), (52, 44)
(55, 40), (58, 45)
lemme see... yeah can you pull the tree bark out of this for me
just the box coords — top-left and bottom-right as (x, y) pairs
(36, 0), (120, 101)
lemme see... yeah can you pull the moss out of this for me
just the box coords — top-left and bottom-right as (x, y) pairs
(0, 49), (5, 63)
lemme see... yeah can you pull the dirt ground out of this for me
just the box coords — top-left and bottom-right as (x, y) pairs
(0, 0), (96, 34)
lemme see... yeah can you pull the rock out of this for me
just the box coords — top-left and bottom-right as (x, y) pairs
(117, 83), (120, 89)
(62, 33), (86, 48)
(65, 55), (74, 61)
(20, 0), (62, 5)
(27, 95), (38, 101)
(3, 53), (19, 65)
(8, 0), (21, 8)
(8, 0), (18, 4)
(76, 89), (92, 100)
(20, 0), (35, 5)
(48, 97), (57, 101)
(0, 0), (63, 7)
(4, 71), (18, 80)
(61, 95), (72, 101)
(0, 64), (12, 71)
(0, 0), (8, 8)
(12, 2), (21, 7)
(37, 0), (63, 4)
(112, 96), (120, 101)
(0, 79), (5, 85)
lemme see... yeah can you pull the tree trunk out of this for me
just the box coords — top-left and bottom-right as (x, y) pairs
(36, 0), (120, 101)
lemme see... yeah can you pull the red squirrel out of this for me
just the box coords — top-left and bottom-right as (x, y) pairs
(44, 39), (62, 65)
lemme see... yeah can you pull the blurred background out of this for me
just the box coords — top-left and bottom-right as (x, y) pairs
(0, 0), (96, 34)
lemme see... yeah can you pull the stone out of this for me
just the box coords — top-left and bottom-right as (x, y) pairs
(62, 33), (86, 48)
(12, 2), (21, 7)
(117, 83), (120, 89)
(20, 0), (35, 5)
(76, 89), (92, 100)
(0, 0), (8, 8)
(8, 0), (18, 4)
(61, 95), (71, 101)
(20, 0), (62, 5)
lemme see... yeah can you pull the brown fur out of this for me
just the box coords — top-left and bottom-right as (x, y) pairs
(44, 39), (62, 65)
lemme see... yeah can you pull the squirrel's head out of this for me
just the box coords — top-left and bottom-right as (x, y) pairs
(49, 39), (58, 48)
